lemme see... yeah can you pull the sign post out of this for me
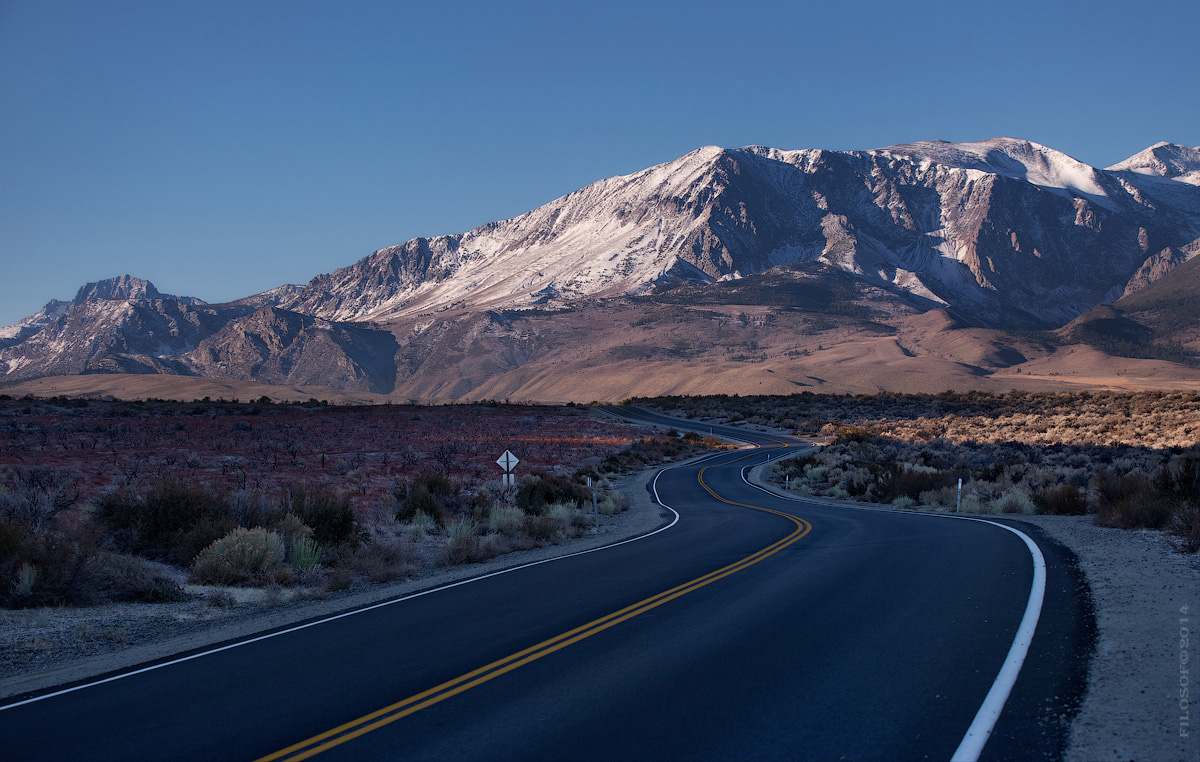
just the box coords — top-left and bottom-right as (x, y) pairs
(496, 450), (519, 486)
(588, 476), (598, 531)
(956, 478), (962, 513)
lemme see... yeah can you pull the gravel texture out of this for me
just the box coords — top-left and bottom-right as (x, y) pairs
(1015, 515), (1199, 762)
(0, 464), (676, 702)
(746, 458), (1200, 762)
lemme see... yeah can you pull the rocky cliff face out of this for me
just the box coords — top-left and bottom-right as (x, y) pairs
(0, 282), (253, 380)
(181, 307), (400, 393)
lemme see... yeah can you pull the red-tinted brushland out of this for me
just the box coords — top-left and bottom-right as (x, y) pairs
(0, 398), (653, 511)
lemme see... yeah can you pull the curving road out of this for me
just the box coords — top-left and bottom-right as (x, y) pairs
(1, 407), (1092, 761)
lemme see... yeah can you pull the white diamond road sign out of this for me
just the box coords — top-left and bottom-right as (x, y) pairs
(496, 450), (519, 472)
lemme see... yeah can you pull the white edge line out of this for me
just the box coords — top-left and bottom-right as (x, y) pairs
(739, 465), (1047, 762)
(0, 464), (703, 712)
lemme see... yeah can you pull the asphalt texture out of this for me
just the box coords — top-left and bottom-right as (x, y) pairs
(1, 408), (1093, 761)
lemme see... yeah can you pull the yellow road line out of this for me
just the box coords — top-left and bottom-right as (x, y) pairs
(256, 451), (810, 762)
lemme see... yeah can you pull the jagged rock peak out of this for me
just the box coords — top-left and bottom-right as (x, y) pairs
(72, 275), (164, 304)
(71, 275), (206, 306)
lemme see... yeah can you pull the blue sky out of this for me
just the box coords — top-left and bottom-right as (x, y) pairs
(1, 0), (1196, 326)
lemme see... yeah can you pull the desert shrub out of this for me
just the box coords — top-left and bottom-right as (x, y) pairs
(837, 426), (876, 443)
(263, 565), (295, 587)
(444, 517), (477, 542)
(397, 486), (448, 526)
(919, 486), (959, 509)
(958, 496), (994, 514)
(0, 506), (189, 607)
(1092, 467), (1173, 529)
(773, 454), (818, 478)
(1034, 484), (1088, 515)
(278, 483), (356, 547)
(1170, 503), (1200, 553)
(192, 527), (286, 585)
(892, 496), (917, 509)
(488, 505), (526, 536)
(228, 489), (280, 528)
(273, 513), (314, 544)
(517, 473), (589, 515)
(338, 540), (415, 583)
(545, 503), (586, 538)
(523, 512), (567, 543)
(0, 516), (101, 607)
(413, 470), (456, 497)
(597, 492), (629, 516)
(880, 466), (961, 503)
(0, 467), (79, 528)
(95, 477), (233, 563)
(993, 490), (1036, 515)
(172, 515), (241, 567)
(1162, 455), (1200, 502)
(204, 589), (237, 607)
(86, 552), (186, 603)
(440, 518), (491, 565)
(394, 472), (461, 526)
(325, 567), (353, 591)
(406, 511), (437, 541)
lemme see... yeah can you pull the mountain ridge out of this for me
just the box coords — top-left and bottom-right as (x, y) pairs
(3, 138), (1199, 398)
(264, 138), (1200, 328)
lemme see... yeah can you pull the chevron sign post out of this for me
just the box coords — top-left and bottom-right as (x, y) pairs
(496, 450), (519, 486)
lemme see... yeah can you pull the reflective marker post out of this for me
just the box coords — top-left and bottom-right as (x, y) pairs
(588, 476), (598, 531)
(956, 478), (963, 513)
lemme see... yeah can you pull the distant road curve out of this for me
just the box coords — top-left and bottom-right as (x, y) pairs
(1, 407), (1091, 761)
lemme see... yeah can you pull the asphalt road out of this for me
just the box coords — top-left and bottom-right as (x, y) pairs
(1, 408), (1092, 761)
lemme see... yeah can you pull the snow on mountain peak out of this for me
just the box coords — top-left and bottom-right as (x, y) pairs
(1107, 142), (1200, 185)
(878, 137), (1112, 203)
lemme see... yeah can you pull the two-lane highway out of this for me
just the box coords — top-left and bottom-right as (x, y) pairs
(2, 408), (1091, 761)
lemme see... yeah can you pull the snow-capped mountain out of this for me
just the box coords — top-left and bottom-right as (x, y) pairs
(0, 277), (251, 379)
(0, 276), (205, 349)
(2, 139), (1198, 394)
(271, 138), (1200, 329)
(1108, 141), (1200, 184)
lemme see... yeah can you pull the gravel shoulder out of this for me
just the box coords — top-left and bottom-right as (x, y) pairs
(0, 461), (681, 703)
(745, 458), (1200, 762)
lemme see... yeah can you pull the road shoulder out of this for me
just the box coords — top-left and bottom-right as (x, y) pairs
(745, 458), (1200, 762)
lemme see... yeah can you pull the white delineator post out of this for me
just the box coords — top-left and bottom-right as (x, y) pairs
(588, 476), (598, 531)
(496, 450), (519, 487)
(957, 477), (963, 513)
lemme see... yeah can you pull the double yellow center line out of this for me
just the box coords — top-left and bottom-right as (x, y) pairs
(256, 450), (810, 762)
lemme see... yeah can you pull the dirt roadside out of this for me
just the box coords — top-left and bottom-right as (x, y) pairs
(745, 457), (1200, 762)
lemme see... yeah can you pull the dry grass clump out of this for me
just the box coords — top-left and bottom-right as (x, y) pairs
(337, 539), (416, 584)
(192, 527), (286, 585)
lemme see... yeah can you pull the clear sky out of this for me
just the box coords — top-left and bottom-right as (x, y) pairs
(1, 0), (1196, 326)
